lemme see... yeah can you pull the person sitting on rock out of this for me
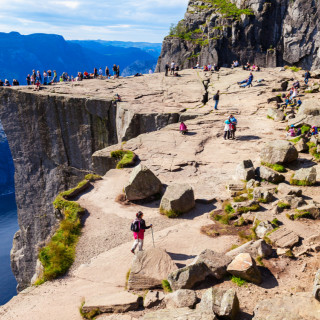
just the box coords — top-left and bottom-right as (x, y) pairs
(131, 211), (152, 254)
(287, 125), (296, 137)
(311, 126), (318, 136)
(293, 80), (300, 89)
(4, 79), (10, 86)
(204, 65), (209, 71)
(239, 73), (253, 88)
(297, 98), (302, 108)
(0, 79), (3, 86)
(180, 122), (188, 134)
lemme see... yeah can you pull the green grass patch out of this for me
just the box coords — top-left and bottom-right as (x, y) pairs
(285, 249), (294, 258)
(236, 203), (260, 214)
(238, 220), (259, 242)
(223, 202), (235, 214)
(256, 256), (264, 266)
(301, 125), (311, 134)
(162, 280), (172, 293)
(233, 195), (249, 202)
(228, 244), (240, 251)
(84, 174), (102, 182)
(213, 213), (233, 225)
(125, 269), (131, 290)
(111, 150), (135, 169)
(258, 198), (268, 204)
(271, 218), (280, 227)
(231, 275), (247, 287)
(160, 207), (182, 218)
(36, 180), (89, 284)
(290, 136), (302, 144)
(293, 210), (314, 220)
(285, 66), (302, 72)
(234, 217), (245, 227)
(267, 115), (274, 120)
(277, 202), (291, 209)
(290, 174), (315, 186)
(261, 162), (286, 173)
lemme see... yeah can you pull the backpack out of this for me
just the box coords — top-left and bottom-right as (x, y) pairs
(130, 220), (140, 232)
(229, 123), (235, 130)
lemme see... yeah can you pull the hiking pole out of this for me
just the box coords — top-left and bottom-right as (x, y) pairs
(151, 226), (155, 248)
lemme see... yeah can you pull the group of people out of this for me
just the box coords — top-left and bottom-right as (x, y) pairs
(193, 62), (219, 72)
(165, 61), (180, 76)
(243, 62), (260, 72)
(287, 124), (318, 138)
(224, 115), (238, 140)
(0, 79), (19, 87)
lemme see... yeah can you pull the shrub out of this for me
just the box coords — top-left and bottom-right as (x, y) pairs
(233, 196), (248, 202)
(213, 213), (232, 225)
(231, 275), (247, 287)
(236, 203), (260, 214)
(36, 180), (89, 284)
(261, 161), (286, 173)
(111, 150), (135, 169)
(162, 280), (172, 293)
(271, 218), (280, 227)
(160, 207), (182, 218)
(277, 202), (291, 209)
(84, 174), (102, 182)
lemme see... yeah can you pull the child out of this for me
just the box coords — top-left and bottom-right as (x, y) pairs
(180, 122), (187, 134)
(287, 125), (296, 137)
(311, 126), (318, 136)
(131, 211), (152, 253)
(297, 98), (302, 108)
(224, 120), (230, 140)
(229, 121), (235, 139)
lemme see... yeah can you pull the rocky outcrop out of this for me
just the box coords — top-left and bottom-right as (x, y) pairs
(156, 0), (320, 70)
(164, 289), (197, 309)
(260, 141), (298, 165)
(128, 248), (177, 290)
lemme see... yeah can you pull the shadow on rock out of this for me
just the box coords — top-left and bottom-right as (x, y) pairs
(237, 135), (261, 141)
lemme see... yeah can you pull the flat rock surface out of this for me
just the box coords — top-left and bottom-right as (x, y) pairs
(3, 68), (320, 319)
(268, 228), (300, 248)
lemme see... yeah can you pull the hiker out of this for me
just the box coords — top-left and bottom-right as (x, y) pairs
(287, 125), (296, 137)
(35, 80), (41, 91)
(43, 71), (48, 85)
(47, 70), (52, 83)
(93, 68), (98, 78)
(297, 98), (302, 107)
(12, 79), (19, 86)
(36, 70), (42, 84)
(213, 90), (220, 110)
(165, 63), (169, 76)
(98, 68), (103, 77)
(117, 65), (120, 77)
(105, 66), (109, 77)
(131, 211), (152, 253)
(26, 74), (31, 85)
(224, 120), (230, 140)
(53, 70), (57, 83)
(170, 61), (175, 75)
(0, 79), (3, 86)
(304, 70), (311, 85)
(180, 121), (187, 134)
(204, 65), (209, 71)
(4, 79), (10, 87)
(149, 69), (153, 74)
(293, 80), (300, 89)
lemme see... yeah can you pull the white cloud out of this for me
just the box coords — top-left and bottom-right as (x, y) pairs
(0, 0), (189, 42)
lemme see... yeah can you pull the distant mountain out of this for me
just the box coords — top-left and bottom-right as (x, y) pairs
(0, 32), (161, 84)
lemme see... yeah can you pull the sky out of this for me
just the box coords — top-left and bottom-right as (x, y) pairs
(0, 0), (189, 43)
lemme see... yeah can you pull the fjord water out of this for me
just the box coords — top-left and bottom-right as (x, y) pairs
(0, 193), (18, 305)
(0, 123), (18, 305)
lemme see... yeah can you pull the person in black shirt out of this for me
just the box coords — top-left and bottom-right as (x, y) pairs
(213, 90), (220, 110)
(0, 79), (3, 86)
(165, 63), (169, 76)
(26, 74), (31, 85)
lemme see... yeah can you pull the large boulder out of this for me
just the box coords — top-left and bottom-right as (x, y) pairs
(257, 166), (285, 184)
(291, 167), (317, 186)
(192, 249), (232, 280)
(295, 138), (308, 153)
(82, 291), (142, 314)
(253, 293), (320, 320)
(252, 187), (273, 203)
(260, 140), (298, 164)
(313, 269), (320, 301)
(281, 195), (306, 209)
(164, 289), (197, 309)
(277, 183), (302, 197)
(199, 287), (239, 320)
(297, 99), (320, 116)
(226, 240), (273, 259)
(235, 160), (255, 181)
(160, 184), (195, 217)
(267, 108), (285, 122)
(143, 307), (217, 320)
(168, 262), (211, 291)
(268, 228), (299, 248)
(255, 221), (274, 239)
(227, 253), (261, 284)
(295, 202), (320, 219)
(128, 248), (177, 290)
(125, 165), (162, 200)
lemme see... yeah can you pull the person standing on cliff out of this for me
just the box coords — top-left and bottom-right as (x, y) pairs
(26, 74), (31, 85)
(304, 70), (311, 85)
(213, 90), (220, 110)
(131, 211), (152, 253)
(165, 63), (169, 76)
(117, 65), (120, 77)
(170, 61), (175, 75)
(105, 66), (110, 77)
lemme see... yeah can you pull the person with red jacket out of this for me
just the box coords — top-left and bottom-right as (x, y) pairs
(131, 211), (152, 254)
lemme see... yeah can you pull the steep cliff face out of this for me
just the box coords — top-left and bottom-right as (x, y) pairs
(157, 0), (320, 71)
(0, 89), (118, 291)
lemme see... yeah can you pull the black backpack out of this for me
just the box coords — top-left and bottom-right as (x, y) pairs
(130, 220), (140, 232)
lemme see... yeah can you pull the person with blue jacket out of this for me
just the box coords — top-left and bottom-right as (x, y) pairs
(238, 73), (253, 88)
(304, 70), (311, 85)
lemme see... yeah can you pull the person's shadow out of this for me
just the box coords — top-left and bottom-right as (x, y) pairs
(236, 135), (261, 141)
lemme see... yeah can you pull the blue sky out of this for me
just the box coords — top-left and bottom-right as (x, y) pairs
(0, 0), (188, 42)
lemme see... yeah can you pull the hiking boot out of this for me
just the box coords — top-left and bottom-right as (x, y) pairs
(131, 249), (135, 254)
